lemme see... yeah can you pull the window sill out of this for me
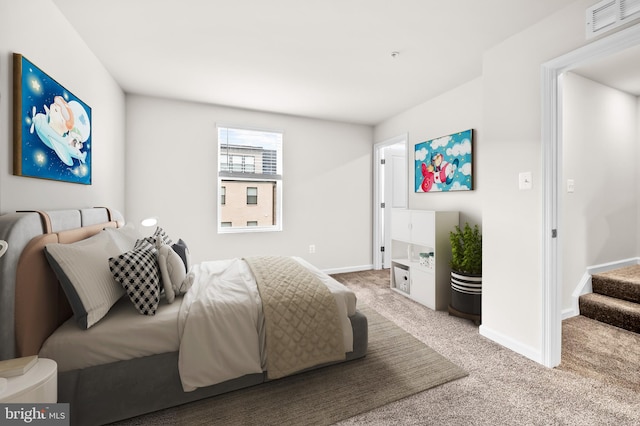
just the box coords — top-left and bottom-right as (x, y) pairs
(218, 226), (282, 234)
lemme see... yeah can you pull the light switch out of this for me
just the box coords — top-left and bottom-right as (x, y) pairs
(567, 179), (575, 193)
(519, 172), (532, 190)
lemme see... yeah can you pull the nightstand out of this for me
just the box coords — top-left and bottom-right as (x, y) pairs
(0, 358), (57, 403)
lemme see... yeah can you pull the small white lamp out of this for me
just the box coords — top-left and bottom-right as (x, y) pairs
(140, 217), (159, 227)
(0, 240), (8, 258)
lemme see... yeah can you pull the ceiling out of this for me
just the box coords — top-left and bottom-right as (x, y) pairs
(572, 44), (640, 96)
(54, 0), (586, 125)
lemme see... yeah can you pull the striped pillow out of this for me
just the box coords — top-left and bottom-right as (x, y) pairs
(44, 231), (125, 329)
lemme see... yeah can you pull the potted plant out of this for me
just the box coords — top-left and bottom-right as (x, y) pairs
(449, 222), (482, 323)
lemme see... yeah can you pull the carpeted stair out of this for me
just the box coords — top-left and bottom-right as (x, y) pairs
(579, 265), (640, 334)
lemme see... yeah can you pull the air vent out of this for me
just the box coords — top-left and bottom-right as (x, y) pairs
(621, 0), (640, 18)
(586, 0), (640, 38)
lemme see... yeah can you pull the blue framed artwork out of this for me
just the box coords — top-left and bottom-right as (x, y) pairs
(13, 53), (92, 185)
(414, 129), (473, 193)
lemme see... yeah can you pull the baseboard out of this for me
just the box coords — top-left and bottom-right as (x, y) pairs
(568, 257), (640, 318)
(479, 325), (542, 364)
(323, 264), (374, 275)
(586, 257), (640, 275)
(567, 272), (592, 319)
(561, 308), (576, 320)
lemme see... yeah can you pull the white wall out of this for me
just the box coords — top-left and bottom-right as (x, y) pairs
(373, 0), (615, 363)
(374, 1), (639, 364)
(562, 72), (638, 309)
(0, 0), (126, 215)
(480, 0), (597, 360)
(374, 77), (484, 226)
(125, 95), (373, 270)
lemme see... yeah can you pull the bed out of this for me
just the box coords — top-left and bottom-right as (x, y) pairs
(0, 207), (368, 425)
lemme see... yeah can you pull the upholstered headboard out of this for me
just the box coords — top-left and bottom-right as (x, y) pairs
(0, 207), (124, 360)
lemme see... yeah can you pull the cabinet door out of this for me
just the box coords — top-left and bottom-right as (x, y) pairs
(410, 268), (436, 310)
(391, 209), (411, 242)
(410, 210), (435, 246)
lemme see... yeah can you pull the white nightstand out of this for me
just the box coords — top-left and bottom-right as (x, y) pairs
(0, 358), (57, 403)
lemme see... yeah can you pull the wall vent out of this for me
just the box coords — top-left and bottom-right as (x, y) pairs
(586, 0), (640, 38)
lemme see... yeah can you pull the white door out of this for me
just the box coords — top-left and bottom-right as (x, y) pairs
(375, 137), (407, 269)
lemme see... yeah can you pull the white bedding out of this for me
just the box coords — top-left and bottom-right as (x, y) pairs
(178, 257), (354, 391)
(39, 295), (182, 372)
(177, 258), (265, 391)
(40, 257), (356, 381)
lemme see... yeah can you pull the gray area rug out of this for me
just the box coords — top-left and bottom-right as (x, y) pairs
(113, 305), (466, 425)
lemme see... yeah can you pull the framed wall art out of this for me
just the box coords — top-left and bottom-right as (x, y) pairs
(13, 53), (92, 185)
(414, 129), (473, 193)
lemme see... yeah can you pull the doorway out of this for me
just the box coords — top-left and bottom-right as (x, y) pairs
(541, 24), (640, 368)
(373, 134), (408, 270)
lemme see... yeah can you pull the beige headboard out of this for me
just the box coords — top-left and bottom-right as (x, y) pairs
(0, 208), (124, 360)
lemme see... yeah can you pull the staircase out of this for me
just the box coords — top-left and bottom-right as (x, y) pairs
(579, 264), (640, 334)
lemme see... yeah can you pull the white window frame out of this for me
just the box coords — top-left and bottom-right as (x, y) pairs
(217, 124), (283, 234)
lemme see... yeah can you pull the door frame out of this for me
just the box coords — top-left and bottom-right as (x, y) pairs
(541, 24), (640, 368)
(373, 133), (408, 270)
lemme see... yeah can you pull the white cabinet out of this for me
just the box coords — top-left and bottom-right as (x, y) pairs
(390, 209), (459, 310)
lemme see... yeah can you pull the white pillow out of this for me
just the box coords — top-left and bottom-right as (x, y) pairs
(156, 240), (187, 303)
(45, 231), (125, 329)
(103, 223), (144, 253)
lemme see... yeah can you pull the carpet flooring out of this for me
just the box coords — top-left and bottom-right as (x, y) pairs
(110, 305), (466, 426)
(331, 269), (640, 425)
(558, 314), (640, 392)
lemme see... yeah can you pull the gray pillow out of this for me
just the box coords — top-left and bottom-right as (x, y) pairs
(172, 239), (190, 272)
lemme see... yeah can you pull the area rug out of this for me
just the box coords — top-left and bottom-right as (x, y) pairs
(112, 305), (467, 426)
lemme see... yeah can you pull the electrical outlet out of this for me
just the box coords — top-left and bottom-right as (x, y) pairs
(309, 244), (316, 254)
(567, 179), (575, 193)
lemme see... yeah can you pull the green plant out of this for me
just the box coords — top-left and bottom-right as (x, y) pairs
(449, 222), (482, 275)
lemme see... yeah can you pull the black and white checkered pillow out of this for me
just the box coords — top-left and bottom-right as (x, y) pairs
(109, 246), (161, 315)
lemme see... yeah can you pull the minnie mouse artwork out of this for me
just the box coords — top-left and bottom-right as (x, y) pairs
(419, 153), (459, 192)
(415, 129), (473, 193)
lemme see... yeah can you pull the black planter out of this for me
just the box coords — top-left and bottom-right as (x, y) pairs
(450, 271), (482, 316)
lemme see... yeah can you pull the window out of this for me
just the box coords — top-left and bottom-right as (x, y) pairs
(222, 155), (256, 173)
(218, 126), (283, 232)
(246, 187), (258, 205)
